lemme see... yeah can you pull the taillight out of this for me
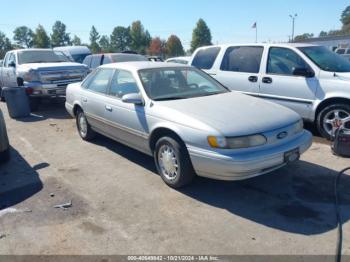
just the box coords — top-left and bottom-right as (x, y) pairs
(25, 87), (33, 95)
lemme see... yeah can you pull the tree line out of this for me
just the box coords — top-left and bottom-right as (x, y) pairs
(0, 19), (212, 59)
(294, 5), (350, 41)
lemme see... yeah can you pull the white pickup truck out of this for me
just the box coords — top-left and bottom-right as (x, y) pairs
(190, 43), (350, 139)
(0, 49), (88, 109)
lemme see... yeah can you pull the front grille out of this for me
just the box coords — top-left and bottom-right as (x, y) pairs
(39, 70), (85, 84)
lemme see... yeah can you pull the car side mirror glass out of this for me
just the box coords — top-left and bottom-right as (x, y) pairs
(122, 93), (144, 106)
(8, 61), (16, 68)
(293, 68), (315, 78)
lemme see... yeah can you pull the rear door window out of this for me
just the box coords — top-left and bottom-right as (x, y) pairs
(220, 46), (263, 73)
(91, 55), (102, 69)
(83, 56), (92, 67)
(191, 47), (221, 69)
(86, 68), (114, 94)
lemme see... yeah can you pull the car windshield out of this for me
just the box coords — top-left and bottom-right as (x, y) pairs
(18, 50), (70, 64)
(139, 67), (229, 101)
(298, 46), (350, 72)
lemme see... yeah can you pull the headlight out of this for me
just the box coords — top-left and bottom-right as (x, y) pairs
(208, 134), (267, 149)
(291, 119), (304, 135)
(23, 70), (40, 82)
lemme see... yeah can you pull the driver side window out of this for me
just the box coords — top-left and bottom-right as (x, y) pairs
(267, 47), (311, 76)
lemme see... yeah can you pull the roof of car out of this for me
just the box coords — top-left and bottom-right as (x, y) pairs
(53, 46), (91, 54)
(195, 43), (318, 50)
(100, 61), (190, 71)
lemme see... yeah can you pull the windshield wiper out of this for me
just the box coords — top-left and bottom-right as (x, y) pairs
(153, 96), (187, 101)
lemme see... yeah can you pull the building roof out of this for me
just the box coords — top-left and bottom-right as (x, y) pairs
(295, 35), (350, 43)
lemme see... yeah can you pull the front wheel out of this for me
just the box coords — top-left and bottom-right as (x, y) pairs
(154, 136), (195, 188)
(76, 110), (95, 141)
(317, 103), (350, 140)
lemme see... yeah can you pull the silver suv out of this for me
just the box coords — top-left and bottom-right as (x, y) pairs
(190, 44), (350, 139)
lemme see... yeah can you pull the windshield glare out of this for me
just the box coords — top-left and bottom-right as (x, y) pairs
(298, 46), (350, 72)
(139, 67), (229, 101)
(18, 50), (70, 64)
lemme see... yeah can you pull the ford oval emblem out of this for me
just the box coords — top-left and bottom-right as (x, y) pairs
(277, 131), (288, 140)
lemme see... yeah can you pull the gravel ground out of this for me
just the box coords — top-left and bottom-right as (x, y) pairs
(0, 99), (349, 256)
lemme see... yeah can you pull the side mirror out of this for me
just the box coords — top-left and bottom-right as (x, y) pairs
(293, 68), (315, 78)
(8, 61), (16, 68)
(122, 93), (144, 106)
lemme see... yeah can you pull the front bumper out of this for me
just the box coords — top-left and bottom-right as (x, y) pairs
(24, 80), (80, 97)
(188, 130), (313, 181)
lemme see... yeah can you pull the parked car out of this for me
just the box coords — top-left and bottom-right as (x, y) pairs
(335, 47), (350, 61)
(54, 46), (92, 64)
(166, 56), (191, 64)
(82, 53), (148, 72)
(0, 108), (10, 163)
(0, 49), (89, 109)
(65, 62), (312, 188)
(190, 44), (350, 139)
(147, 56), (164, 62)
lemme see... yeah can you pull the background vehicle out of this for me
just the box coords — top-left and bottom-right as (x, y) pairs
(0, 49), (88, 108)
(65, 62), (312, 188)
(147, 56), (164, 62)
(335, 47), (350, 61)
(166, 56), (191, 64)
(0, 108), (10, 163)
(54, 46), (92, 63)
(82, 53), (148, 72)
(190, 43), (350, 139)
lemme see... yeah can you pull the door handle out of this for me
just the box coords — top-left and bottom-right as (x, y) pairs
(105, 105), (112, 112)
(262, 77), (273, 84)
(248, 76), (258, 83)
(82, 98), (88, 102)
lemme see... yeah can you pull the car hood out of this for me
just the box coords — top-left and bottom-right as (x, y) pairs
(154, 92), (300, 136)
(18, 62), (87, 71)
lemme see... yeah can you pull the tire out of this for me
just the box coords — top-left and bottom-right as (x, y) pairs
(0, 147), (10, 164)
(29, 97), (40, 112)
(154, 135), (195, 188)
(317, 103), (350, 140)
(76, 109), (95, 141)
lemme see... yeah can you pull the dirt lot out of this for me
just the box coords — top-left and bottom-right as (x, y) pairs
(0, 99), (349, 255)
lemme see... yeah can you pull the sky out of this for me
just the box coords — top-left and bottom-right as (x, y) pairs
(0, 0), (348, 49)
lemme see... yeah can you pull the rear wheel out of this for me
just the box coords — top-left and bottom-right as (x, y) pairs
(154, 136), (195, 188)
(317, 103), (350, 140)
(76, 109), (95, 141)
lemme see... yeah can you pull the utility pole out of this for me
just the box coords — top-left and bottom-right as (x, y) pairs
(289, 14), (297, 42)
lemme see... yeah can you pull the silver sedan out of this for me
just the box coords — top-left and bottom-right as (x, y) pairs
(65, 62), (312, 188)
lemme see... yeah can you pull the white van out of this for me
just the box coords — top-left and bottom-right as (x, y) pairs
(190, 43), (350, 139)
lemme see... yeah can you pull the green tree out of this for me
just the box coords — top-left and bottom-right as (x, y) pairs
(51, 21), (71, 47)
(166, 35), (185, 57)
(319, 31), (328, 37)
(72, 35), (82, 46)
(130, 21), (151, 54)
(0, 31), (12, 59)
(191, 19), (212, 52)
(13, 26), (34, 48)
(33, 25), (50, 48)
(294, 33), (314, 41)
(89, 26), (101, 53)
(99, 35), (110, 52)
(341, 6), (350, 26)
(110, 26), (131, 52)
